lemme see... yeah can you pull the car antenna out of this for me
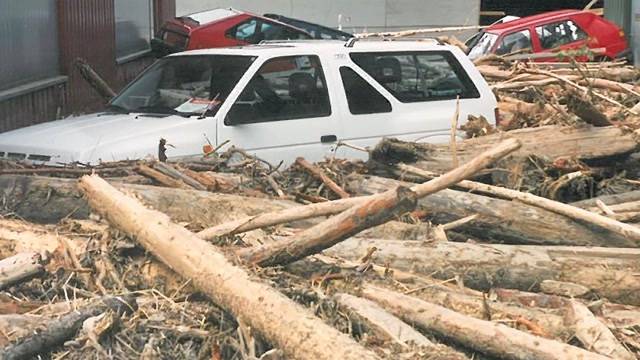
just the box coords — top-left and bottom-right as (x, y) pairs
(198, 93), (220, 120)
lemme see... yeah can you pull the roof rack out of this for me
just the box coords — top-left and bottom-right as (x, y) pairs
(258, 39), (343, 45)
(344, 38), (358, 47)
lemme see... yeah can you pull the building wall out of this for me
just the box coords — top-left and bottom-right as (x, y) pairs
(0, 0), (175, 133)
(176, 0), (481, 34)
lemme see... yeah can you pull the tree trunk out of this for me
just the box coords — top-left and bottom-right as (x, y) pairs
(0, 175), (293, 226)
(370, 125), (639, 174)
(565, 300), (635, 360)
(362, 285), (609, 360)
(0, 253), (45, 290)
(327, 238), (640, 306)
(238, 186), (417, 266)
(0, 295), (136, 360)
(347, 175), (635, 247)
(334, 293), (470, 359)
(78, 175), (378, 360)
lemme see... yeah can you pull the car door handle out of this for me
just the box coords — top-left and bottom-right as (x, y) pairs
(321, 135), (337, 143)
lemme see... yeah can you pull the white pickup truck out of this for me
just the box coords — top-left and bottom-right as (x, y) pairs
(0, 40), (497, 165)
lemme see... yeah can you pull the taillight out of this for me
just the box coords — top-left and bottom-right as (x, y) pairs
(494, 107), (502, 127)
(620, 30), (626, 38)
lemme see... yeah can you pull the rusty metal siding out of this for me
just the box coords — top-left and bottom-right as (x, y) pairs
(58, 0), (118, 114)
(0, 84), (67, 133)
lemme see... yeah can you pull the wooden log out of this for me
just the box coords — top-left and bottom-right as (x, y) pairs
(0, 175), (293, 226)
(153, 162), (206, 191)
(361, 285), (609, 360)
(78, 175), (378, 360)
(0, 253), (45, 290)
(571, 190), (640, 209)
(400, 164), (640, 246)
(74, 58), (116, 101)
(327, 238), (640, 306)
(347, 175), (635, 247)
(370, 125), (640, 175)
(0, 295), (136, 360)
(135, 164), (190, 189)
(566, 91), (612, 127)
(296, 157), (350, 198)
(237, 186), (418, 266)
(565, 299), (635, 359)
(238, 139), (521, 266)
(334, 293), (469, 359)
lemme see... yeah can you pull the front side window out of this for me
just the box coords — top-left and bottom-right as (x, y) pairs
(110, 55), (255, 117)
(495, 30), (532, 55)
(536, 20), (588, 50)
(340, 67), (391, 115)
(226, 55), (331, 125)
(228, 18), (309, 43)
(350, 51), (479, 103)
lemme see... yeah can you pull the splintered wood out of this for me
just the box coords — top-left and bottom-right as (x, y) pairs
(3, 56), (640, 359)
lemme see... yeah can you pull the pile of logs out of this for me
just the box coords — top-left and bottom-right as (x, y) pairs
(4, 57), (640, 359)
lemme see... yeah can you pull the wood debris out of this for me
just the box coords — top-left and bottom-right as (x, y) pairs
(3, 56), (640, 359)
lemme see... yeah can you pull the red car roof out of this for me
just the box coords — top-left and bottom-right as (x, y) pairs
(486, 9), (589, 34)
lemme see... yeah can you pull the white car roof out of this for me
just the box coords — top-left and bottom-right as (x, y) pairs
(169, 39), (451, 58)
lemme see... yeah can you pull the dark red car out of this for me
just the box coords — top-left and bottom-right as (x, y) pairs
(466, 10), (630, 61)
(151, 8), (312, 55)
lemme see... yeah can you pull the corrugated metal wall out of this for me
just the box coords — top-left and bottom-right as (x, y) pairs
(605, 0), (631, 38)
(0, 0), (175, 133)
(58, 0), (118, 114)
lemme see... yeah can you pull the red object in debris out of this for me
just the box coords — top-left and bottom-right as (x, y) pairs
(151, 8), (312, 56)
(467, 10), (630, 62)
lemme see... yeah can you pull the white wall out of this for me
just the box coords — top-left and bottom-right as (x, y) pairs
(176, 0), (481, 34)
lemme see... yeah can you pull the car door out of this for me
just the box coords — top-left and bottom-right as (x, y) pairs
(217, 54), (341, 165)
(334, 50), (487, 159)
(533, 19), (590, 61)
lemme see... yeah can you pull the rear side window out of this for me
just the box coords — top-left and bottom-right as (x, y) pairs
(339, 67), (391, 115)
(536, 20), (588, 49)
(225, 55), (331, 125)
(350, 51), (480, 103)
(227, 18), (309, 43)
(496, 30), (532, 55)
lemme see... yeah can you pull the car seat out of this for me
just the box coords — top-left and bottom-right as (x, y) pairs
(373, 57), (402, 85)
(289, 72), (317, 103)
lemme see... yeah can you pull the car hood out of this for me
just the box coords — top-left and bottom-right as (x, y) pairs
(0, 112), (208, 165)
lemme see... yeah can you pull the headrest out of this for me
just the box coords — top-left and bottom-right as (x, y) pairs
(289, 72), (316, 99)
(374, 57), (402, 84)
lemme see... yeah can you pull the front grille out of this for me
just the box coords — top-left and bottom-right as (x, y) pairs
(27, 154), (52, 162)
(7, 152), (26, 160)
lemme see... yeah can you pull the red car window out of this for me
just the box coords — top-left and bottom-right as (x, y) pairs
(535, 20), (588, 50)
(496, 30), (532, 56)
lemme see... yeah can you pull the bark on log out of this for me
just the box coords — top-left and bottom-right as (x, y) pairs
(237, 186), (418, 267)
(136, 164), (190, 189)
(0, 253), (45, 290)
(327, 238), (640, 306)
(571, 190), (640, 209)
(347, 175), (635, 247)
(361, 285), (609, 360)
(0, 175), (293, 226)
(296, 157), (350, 198)
(565, 299), (635, 359)
(153, 162), (206, 191)
(370, 125), (639, 174)
(78, 175), (378, 360)
(400, 164), (640, 246)
(0, 295), (136, 360)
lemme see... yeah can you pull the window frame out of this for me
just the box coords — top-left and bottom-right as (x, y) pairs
(114, 0), (154, 64)
(338, 66), (392, 115)
(535, 19), (588, 50)
(349, 50), (481, 104)
(224, 54), (332, 125)
(494, 29), (533, 56)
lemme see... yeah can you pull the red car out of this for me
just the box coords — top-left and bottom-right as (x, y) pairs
(466, 10), (630, 61)
(151, 8), (312, 55)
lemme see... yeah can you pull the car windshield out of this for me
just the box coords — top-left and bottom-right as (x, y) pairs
(110, 55), (255, 117)
(467, 32), (499, 60)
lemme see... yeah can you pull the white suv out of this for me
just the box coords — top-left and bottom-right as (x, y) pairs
(0, 40), (497, 165)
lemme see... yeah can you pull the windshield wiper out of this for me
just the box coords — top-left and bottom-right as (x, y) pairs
(104, 104), (130, 114)
(135, 105), (191, 118)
